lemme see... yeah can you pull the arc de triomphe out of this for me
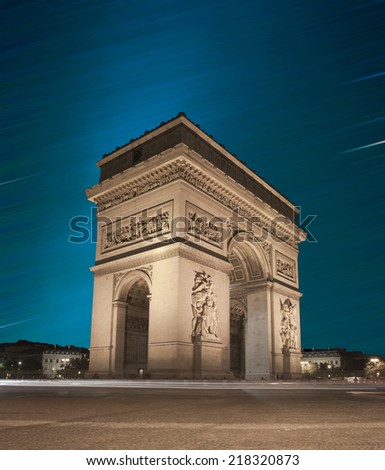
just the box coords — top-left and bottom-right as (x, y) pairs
(86, 113), (306, 379)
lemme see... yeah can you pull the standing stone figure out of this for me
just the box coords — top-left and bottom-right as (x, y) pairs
(280, 298), (297, 350)
(191, 271), (218, 338)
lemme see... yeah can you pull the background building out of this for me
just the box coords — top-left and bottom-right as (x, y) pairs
(301, 349), (341, 368)
(42, 348), (88, 379)
(301, 348), (378, 378)
(0, 340), (88, 379)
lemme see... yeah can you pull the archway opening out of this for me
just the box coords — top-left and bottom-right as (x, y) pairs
(124, 278), (150, 377)
(230, 299), (246, 378)
(228, 239), (266, 378)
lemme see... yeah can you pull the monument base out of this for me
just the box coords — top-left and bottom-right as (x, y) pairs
(193, 336), (231, 379)
(282, 348), (302, 379)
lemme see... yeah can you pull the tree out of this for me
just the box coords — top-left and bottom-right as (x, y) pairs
(22, 356), (42, 371)
(301, 362), (317, 377)
(56, 357), (89, 379)
(364, 359), (385, 378)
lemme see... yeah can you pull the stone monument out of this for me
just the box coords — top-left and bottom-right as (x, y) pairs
(86, 113), (306, 379)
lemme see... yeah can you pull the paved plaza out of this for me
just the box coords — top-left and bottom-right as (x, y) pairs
(0, 380), (384, 450)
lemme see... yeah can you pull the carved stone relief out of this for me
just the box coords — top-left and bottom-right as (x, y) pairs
(230, 298), (246, 327)
(114, 271), (126, 286)
(261, 241), (271, 260)
(191, 271), (219, 339)
(276, 252), (296, 281)
(103, 203), (172, 252)
(280, 298), (297, 350)
(138, 265), (153, 282)
(187, 208), (222, 245)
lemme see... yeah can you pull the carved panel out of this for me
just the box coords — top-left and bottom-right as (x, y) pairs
(102, 202), (172, 253)
(186, 202), (223, 247)
(276, 251), (296, 282)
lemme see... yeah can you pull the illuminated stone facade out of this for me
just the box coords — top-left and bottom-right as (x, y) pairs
(86, 113), (306, 379)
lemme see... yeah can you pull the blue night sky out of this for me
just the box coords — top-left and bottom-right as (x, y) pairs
(2, 1), (385, 355)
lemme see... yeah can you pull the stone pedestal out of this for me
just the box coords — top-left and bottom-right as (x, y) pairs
(282, 348), (302, 379)
(193, 336), (230, 379)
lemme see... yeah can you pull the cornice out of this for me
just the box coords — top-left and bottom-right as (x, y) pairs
(87, 151), (304, 248)
(96, 113), (296, 212)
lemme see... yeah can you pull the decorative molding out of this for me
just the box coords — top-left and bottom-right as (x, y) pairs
(280, 298), (298, 350)
(96, 162), (182, 212)
(114, 271), (126, 286)
(114, 264), (153, 294)
(261, 241), (271, 262)
(92, 243), (232, 276)
(191, 271), (219, 339)
(230, 297), (247, 326)
(139, 265), (153, 282)
(93, 157), (302, 248)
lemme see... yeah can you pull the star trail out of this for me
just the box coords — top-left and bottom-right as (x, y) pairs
(2, 0), (385, 355)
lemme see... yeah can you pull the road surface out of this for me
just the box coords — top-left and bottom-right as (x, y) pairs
(0, 380), (384, 450)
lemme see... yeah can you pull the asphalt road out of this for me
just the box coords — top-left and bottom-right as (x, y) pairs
(0, 380), (384, 450)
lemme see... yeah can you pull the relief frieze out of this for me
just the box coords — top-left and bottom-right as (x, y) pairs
(186, 203), (222, 246)
(102, 202), (172, 252)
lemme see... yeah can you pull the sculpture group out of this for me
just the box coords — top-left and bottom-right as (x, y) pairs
(280, 298), (297, 350)
(191, 271), (219, 339)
